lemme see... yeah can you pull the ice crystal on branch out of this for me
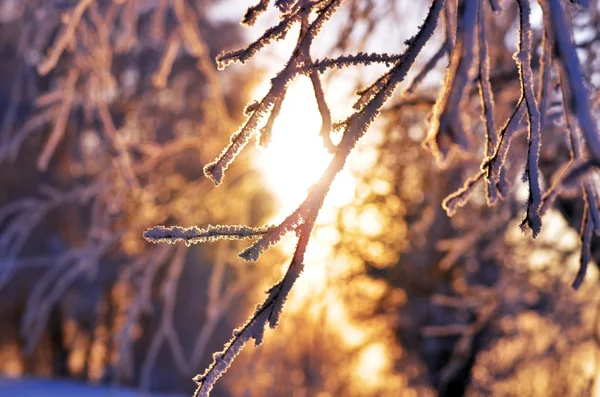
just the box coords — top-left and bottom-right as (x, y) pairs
(515, 0), (542, 237)
(192, 222), (313, 397)
(143, 225), (274, 247)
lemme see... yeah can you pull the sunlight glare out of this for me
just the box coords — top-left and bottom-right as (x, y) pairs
(250, 71), (398, 393)
(253, 77), (355, 220)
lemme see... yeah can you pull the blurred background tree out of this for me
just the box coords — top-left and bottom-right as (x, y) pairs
(1, 1), (600, 397)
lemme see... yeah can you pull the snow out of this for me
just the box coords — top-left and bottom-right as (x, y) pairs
(0, 377), (186, 397)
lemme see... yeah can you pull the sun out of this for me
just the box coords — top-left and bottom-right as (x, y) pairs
(253, 76), (355, 220)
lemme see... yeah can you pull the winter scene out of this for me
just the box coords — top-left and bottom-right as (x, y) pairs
(1, 0), (600, 396)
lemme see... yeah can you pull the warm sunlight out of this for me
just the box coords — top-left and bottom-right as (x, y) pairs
(253, 77), (356, 219)
(250, 74), (402, 392)
(355, 343), (392, 387)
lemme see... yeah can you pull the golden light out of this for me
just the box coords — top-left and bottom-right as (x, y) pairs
(253, 77), (356, 220)
(251, 67), (399, 393)
(355, 342), (392, 387)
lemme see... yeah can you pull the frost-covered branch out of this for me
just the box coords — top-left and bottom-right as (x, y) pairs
(192, 221), (315, 397)
(442, 170), (486, 216)
(477, 0), (498, 205)
(309, 52), (403, 73)
(143, 225), (275, 246)
(546, 0), (600, 163)
(405, 40), (448, 95)
(515, 0), (542, 237)
(425, 0), (479, 163)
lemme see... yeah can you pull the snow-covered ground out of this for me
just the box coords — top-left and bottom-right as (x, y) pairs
(0, 377), (186, 397)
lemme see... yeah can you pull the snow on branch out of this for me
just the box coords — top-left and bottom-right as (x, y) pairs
(309, 69), (336, 152)
(477, 0), (498, 205)
(258, 95), (285, 146)
(546, 0), (600, 163)
(216, 13), (301, 70)
(203, 70), (290, 185)
(309, 52), (403, 73)
(204, 0), (343, 185)
(275, 0), (298, 14)
(515, 0), (542, 237)
(192, 221), (314, 397)
(241, 0), (270, 27)
(143, 225), (274, 247)
(537, 25), (553, 130)
(425, 0), (479, 163)
(405, 40), (448, 95)
(442, 170), (485, 216)
(483, 96), (526, 185)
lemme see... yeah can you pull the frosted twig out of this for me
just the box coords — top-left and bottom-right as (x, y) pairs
(309, 69), (335, 152)
(560, 67), (600, 233)
(442, 170), (485, 216)
(353, 73), (392, 112)
(0, 68), (23, 147)
(443, 0), (456, 56)
(540, 161), (573, 215)
(259, 95), (285, 146)
(21, 236), (117, 353)
(425, 0), (479, 162)
(477, 0), (498, 205)
(0, 106), (54, 164)
(192, 221), (315, 397)
(483, 98), (526, 183)
(405, 40), (448, 95)
(559, 160), (600, 189)
(37, 69), (79, 171)
(546, 0), (600, 163)
(537, 25), (553, 129)
(37, 0), (96, 75)
(275, 0), (298, 14)
(143, 225), (275, 247)
(114, 246), (174, 379)
(584, 183), (600, 233)
(516, 0), (542, 237)
(247, 0), (446, 259)
(309, 52), (402, 73)
(150, 0), (168, 41)
(242, 0), (270, 26)
(541, 67), (580, 213)
(216, 12), (301, 70)
(190, 243), (255, 370)
(96, 101), (140, 189)
(203, 70), (289, 184)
